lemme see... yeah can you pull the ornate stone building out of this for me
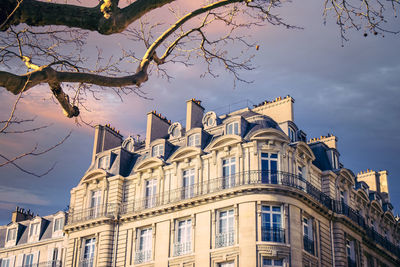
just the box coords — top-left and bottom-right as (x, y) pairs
(1, 96), (400, 267)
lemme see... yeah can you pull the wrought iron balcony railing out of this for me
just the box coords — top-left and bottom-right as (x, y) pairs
(215, 230), (235, 248)
(347, 257), (357, 267)
(303, 235), (315, 255)
(78, 258), (94, 267)
(67, 203), (117, 225)
(261, 227), (285, 243)
(17, 261), (62, 267)
(173, 241), (192, 256)
(134, 250), (152, 264)
(68, 170), (400, 257)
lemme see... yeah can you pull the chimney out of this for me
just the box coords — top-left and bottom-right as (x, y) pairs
(186, 98), (204, 131)
(252, 95), (294, 124)
(378, 170), (389, 195)
(307, 134), (338, 150)
(12, 206), (34, 223)
(145, 111), (171, 147)
(92, 124), (123, 162)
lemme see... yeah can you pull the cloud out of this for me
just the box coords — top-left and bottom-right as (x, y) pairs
(0, 186), (50, 208)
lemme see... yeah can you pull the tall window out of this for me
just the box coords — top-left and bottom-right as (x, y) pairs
(54, 217), (64, 232)
(216, 209), (234, 248)
(226, 122), (239, 135)
(1, 258), (10, 267)
(222, 157), (236, 189)
(135, 228), (152, 264)
(6, 228), (16, 242)
(346, 238), (356, 266)
(145, 179), (157, 208)
(261, 153), (278, 184)
(98, 155), (110, 169)
(261, 205), (284, 243)
(89, 190), (101, 218)
(82, 237), (96, 267)
(263, 258), (283, 267)
(303, 217), (314, 254)
(152, 144), (164, 157)
(24, 254), (34, 267)
(182, 169), (195, 199)
(122, 181), (131, 203)
(188, 133), (200, 147)
(29, 223), (40, 237)
(174, 219), (192, 256)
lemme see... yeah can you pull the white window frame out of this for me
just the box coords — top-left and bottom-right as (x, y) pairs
(82, 237), (96, 267)
(6, 228), (17, 242)
(222, 157), (236, 189)
(261, 205), (283, 243)
(218, 262), (235, 267)
(152, 144), (164, 157)
(261, 153), (279, 184)
(89, 190), (101, 218)
(145, 179), (157, 208)
(53, 217), (64, 232)
(122, 180), (131, 203)
(98, 155), (110, 169)
(346, 238), (356, 261)
(226, 121), (239, 135)
(24, 254), (34, 267)
(174, 218), (192, 256)
(182, 169), (195, 199)
(188, 133), (200, 147)
(135, 227), (153, 264)
(216, 209), (235, 248)
(29, 222), (40, 237)
(0, 258), (10, 267)
(262, 258), (284, 267)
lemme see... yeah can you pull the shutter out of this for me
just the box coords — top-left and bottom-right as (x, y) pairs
(16, 254), (24, 267)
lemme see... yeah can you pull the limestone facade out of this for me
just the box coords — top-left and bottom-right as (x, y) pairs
(1, 96), (399, 267)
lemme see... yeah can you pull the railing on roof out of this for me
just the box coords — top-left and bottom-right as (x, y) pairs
(67, 170), (400, 257)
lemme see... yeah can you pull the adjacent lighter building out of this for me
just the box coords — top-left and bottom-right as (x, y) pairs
(1, 96), (400, 267)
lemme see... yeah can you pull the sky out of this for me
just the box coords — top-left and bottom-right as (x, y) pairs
(0, 0), (399, 225)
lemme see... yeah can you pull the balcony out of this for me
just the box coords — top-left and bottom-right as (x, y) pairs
(261, 227), (285, 243)
(303, 235), (315, 255)
(68, 170), (400, 257)
(215, 230), (235, 248)
(78, 258), (94, 267)
(18, 261), (62, 267)
(173, 241), (192, 256)
(134, 250), (152, 264)
(67, 204), (117, 225)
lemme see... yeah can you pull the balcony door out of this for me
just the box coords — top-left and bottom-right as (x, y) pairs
(261, 153), (278, 184)
(82, 238), (96, 267)
(182, 169), (195, 199)
(89, 190), (101, 218)
(222, 157), (236, 189)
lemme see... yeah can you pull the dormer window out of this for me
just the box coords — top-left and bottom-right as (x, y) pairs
(168, 122), (183, 138)
(29, 222), (40, 237)
(288, 127), (295, 142)
(98, 155), (110, 169)
(6, 228), (16, 242)
(226, 122), (239, 135)
(152, 144), (164, 157)
(331, 151), (339, 169)
(54, 217), (64, 232)
(188, 133), (200, 147)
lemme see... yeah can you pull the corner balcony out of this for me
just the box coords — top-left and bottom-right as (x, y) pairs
(66, 203), (117, 225)
(261, 227), (285, 243)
